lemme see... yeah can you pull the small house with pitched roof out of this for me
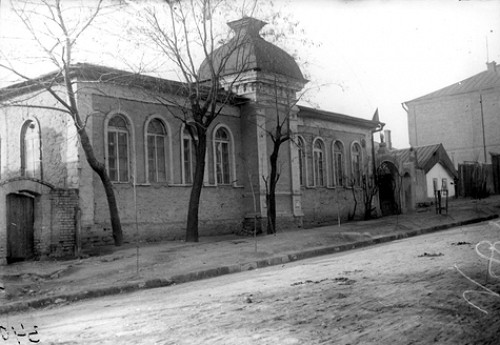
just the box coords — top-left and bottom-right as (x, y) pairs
(395, 144), (457, 200)
(376, 139), (457, 214)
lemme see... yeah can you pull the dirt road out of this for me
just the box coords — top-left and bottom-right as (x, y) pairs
(1, 221), (499, 344)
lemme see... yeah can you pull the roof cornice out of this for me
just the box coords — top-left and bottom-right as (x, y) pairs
(0, 63), (247, 105)
(298, 105), (383, 129)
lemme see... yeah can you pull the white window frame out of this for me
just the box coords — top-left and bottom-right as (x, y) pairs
(297, 136), (306, 187)
(351, 141), (362, 187)
(313, 138), (326, 187)
(333, 140), (345, 186)
(104, 112), (134, 183)
(181, 124), (197, 185)
(20, 119), (42, 179)
(214, 127), (230, 185)
(145, 116), (171, 183)
(212, 124), (236, 186)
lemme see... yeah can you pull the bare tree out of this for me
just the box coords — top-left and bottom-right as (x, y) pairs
(0, 0), (124, 245)
(348, 161), (380, 221)
(347, 178), (358, 221)
(362, 172), (379, 220)
(134, 0), (307, 241)
(131, 0), (249, 242)
(128, 0), (314, 241)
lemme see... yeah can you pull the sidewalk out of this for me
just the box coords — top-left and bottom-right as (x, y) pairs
(1, 196), (499, 314)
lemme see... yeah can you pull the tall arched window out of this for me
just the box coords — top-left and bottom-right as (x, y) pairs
(313, 139), (325, 187)
(297, 136), (305, 186)
(333, 141), (344, 186)
(21, 120), (41, 178)
(147, 119), (167, 183)
(352, 142), (362, 186)
(182, 125), (197, 184)
(108, 115), (129, 182)
(214, 127), (230, 184)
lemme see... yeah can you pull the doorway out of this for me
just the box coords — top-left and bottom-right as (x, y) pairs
(378, 161), (400, 216)
(7, 193), (35, 263)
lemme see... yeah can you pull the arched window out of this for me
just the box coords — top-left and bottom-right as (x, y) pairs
(297, 136), (305, 186)
(313, 139), (325, 187)
(108, 115), (129, 182)
(21, 120), (41, 178)
(147, 119), (168, 183)
(214, 127), (231, 184)
(352, 142), (362, 186)
(182, 125), (197, 184)
(333, 141), (344, 186)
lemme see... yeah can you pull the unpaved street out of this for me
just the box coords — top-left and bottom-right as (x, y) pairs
(1, 221), (500, 345)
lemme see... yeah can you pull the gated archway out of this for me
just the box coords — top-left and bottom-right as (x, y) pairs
(7, 193), (35, 263)
(378, 161), (400, 216)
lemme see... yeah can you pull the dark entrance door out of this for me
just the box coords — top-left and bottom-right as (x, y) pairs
(378, 162), (400, 216)
(7, 193), (35, 263)
(379, 173), (396, 216)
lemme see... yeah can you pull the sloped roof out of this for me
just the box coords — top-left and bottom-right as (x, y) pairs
(405, 63), (500, 103)
(199, 17), (307, 83)
(394, 143), (457, 178)
(298, 105), (383, 130)
(0, 63), (245, 105)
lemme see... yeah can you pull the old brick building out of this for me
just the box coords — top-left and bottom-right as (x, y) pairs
(403, 61), (500, 194)
(0, 17), (381, 263)
(403, 61), (500, 167)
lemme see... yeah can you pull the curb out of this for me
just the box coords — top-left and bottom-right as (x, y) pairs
(1, 214), (497, 315)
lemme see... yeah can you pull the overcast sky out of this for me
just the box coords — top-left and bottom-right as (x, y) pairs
(1, 0), (499, 149)
(291, 0), (500, 148)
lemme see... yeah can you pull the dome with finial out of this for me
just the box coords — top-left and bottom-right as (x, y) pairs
(198, 17), (306, 83)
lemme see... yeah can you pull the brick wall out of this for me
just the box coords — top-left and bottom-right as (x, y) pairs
(0, 88), (81, 262)
(0, 88), (79, 188)
(48, 189), (79, 258)
(408, 89), (500, 166)
(90, 184), (246, 243)
(298, 115), (375, 223)
(76, 87), (249, 247)
(72, 81), (379, 247)
(301, 186), (361, 225)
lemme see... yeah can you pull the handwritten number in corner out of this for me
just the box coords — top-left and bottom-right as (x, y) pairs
(0, 324), (39, 344)
(0, 325), (8, 341)
(28, 326), (40, 344)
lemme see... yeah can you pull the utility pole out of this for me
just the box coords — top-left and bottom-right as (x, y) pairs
(479, 93), (487, 163)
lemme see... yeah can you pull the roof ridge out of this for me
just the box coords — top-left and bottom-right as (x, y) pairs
(405, 68), (500, 103)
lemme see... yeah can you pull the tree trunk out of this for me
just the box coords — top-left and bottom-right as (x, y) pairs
(77, 125), (123, 246)
(349, 185), (357, 221)
(186, 132), (207, 242)
(266, 143), (280, 235)
(364, 194), (373, 220)
(363, 177), (374, 220)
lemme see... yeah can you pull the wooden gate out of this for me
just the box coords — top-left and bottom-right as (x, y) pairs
(458, 163), (490, 197)
(492, 154), (500, 194)
(7, 193), (35, 262)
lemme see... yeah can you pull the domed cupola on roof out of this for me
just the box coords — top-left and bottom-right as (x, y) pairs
(198, 16), (307, 95)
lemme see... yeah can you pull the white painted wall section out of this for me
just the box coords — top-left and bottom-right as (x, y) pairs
(426, 163), (455, 198)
